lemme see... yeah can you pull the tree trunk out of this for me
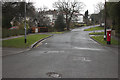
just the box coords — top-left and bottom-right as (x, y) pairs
(65, 14), (70, 30)
(66, 21), (70, 30)
(65, 12), (73, 31)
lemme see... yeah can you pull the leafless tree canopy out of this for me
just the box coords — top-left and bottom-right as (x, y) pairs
(95, 2), (104, 13)
(94, 2), (104, 26)
(53, 0), (84, 12)
(37, 7), (50, 27)
(53, 0), (85, 30)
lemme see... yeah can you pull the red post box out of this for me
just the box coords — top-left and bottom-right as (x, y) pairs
(107, 30), (111, 44)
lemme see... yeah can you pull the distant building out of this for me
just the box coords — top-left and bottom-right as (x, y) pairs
(72, 13), (83, 23)
(36, 9), (84, 28)
(45, 9), (84, 25)
(46, 9), (58, 26)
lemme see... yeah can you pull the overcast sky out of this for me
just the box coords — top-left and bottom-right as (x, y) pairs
(30, 0), (106, 14)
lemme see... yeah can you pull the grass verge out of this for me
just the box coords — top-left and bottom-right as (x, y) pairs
(89, 32), (104, 35)
(2, 34), (51, 48)
(91, 35), (119, 45)
(84, 26), (104, 31)
(49, 30), (70, 34)
(50, 32), (64, 34)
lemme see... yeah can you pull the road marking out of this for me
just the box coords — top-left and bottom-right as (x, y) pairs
(74, 47), (102, 51)
(73, 57), (91, 62)
(35, 43), (42, 48)
(44, 51), (65, 54)
(35, 39), (46, 48)
(45, 43), (48, 45)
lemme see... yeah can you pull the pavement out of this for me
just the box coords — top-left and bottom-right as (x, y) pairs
(2, 48), (30, 56)
(2, 35), (24, 40)
(2, 26), (118, 78)
(2, 33), (53, 56)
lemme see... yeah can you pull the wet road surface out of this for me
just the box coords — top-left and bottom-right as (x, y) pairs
(3, 26), (118, 78)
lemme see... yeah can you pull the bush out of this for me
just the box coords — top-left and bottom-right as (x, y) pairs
(2, 28), (25, 38)
(115, 25), (120, 33)
(48, 27), (54, 32)
(54, 14), (66, 32)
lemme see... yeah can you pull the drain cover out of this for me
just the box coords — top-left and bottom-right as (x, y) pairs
(46, 72), (62, 78)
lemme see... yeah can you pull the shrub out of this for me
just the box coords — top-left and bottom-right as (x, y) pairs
(54, 14), (66, 32)
(2, 28), (25, 38)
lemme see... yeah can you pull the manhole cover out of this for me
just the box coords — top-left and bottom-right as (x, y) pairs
(46, 72), (62, 78)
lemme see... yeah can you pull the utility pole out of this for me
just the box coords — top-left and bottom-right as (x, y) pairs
(104, 0), (107, 40)
(24, 0), (27, 43)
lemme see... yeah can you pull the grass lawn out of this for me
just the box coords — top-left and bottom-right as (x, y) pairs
(84, 26), (104, 31)
(2, 34), (51, 48)
(50, 32), (64, 34)
(91, 35), (119, 45)
(49, 31), (70, 34)
(89, 32), (104, 35)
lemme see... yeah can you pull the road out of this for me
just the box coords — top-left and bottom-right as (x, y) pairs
(3, 26), (118, 78)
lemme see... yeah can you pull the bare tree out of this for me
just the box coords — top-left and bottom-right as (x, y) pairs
(53, 0), (85, 30)
(95, 2), (104, 26)
(95, 2), (104, 13)
(37, 7), (50, 27)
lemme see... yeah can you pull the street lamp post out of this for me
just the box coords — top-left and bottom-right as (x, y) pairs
(104, 0), (107, 40)
(24, 0), (27, 43)
(93, 9), (95, 33)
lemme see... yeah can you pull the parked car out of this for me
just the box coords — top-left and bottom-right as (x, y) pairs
(8, 26), (18, 30)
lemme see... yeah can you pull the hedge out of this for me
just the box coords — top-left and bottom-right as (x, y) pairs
(2, 29), (25, 38)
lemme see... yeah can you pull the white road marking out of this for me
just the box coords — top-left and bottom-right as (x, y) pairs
(74, 47), (102, 51)
(44, 51), (65, 54)
(73, 57), (91, 62)
(45, 43), (48, 45)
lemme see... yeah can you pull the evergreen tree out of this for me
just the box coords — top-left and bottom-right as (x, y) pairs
(54, 14), (66, 32)
(84, 10), (89, 25)
(2, 2), (35, 28)
(106, 2), (120, 33)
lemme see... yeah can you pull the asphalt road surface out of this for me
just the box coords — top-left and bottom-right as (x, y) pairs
(3, 26), (118, 78)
